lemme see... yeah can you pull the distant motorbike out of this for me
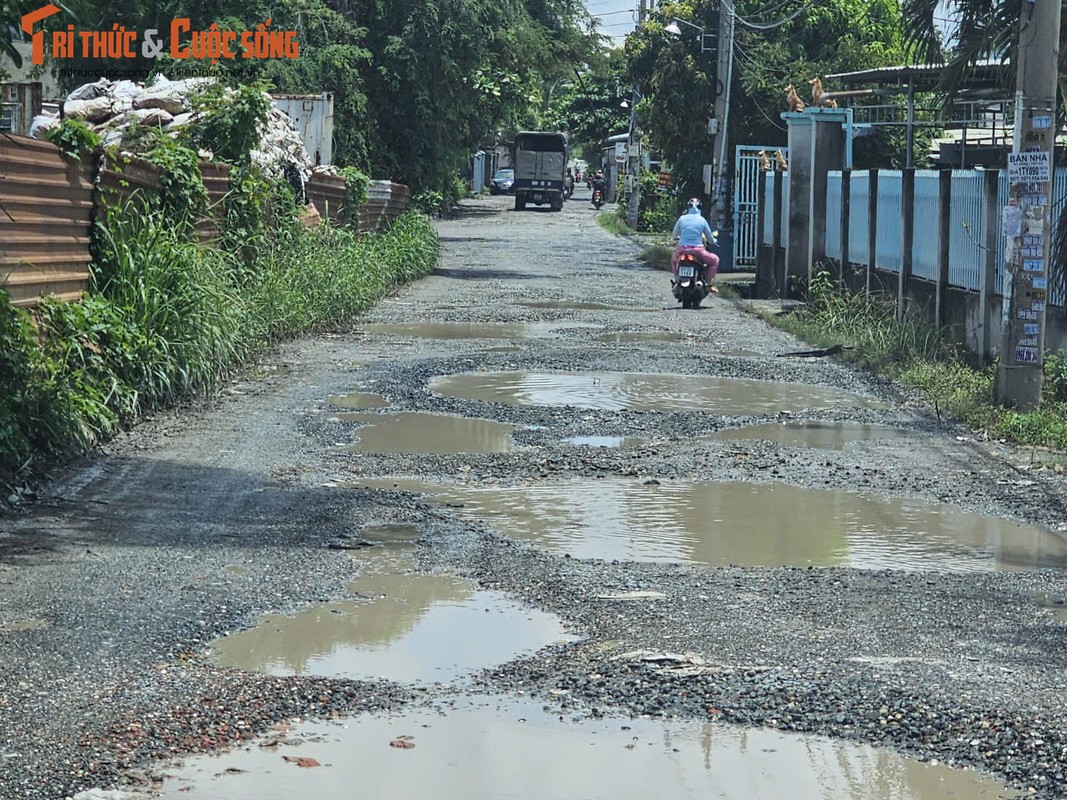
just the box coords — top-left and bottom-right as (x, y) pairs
(591, 188), (604, 209)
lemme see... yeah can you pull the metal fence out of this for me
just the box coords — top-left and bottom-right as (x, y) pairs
(1, 132), (412, 307)
(762, 166), (1067, 306)
(0, 134), (94, 306)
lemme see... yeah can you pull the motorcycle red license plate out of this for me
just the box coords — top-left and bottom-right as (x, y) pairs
(678, 265), (696, 278)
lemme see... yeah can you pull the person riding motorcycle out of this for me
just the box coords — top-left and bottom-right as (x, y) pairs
(563, 168), (574, 199)
(590, 171), (607, 208)
(671, 197), (720, 289)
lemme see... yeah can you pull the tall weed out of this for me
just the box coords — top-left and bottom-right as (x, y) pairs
(1, 208), (438, 482)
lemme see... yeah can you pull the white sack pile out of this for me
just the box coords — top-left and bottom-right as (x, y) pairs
(31, 76), (313, 178)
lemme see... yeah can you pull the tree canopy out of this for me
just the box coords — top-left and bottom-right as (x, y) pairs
(626, 0), (907, 198)
(24, 0), (600, 193)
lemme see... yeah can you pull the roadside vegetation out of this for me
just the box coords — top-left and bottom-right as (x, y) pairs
(771, 271), (1067, 450)
(0, 97), (437, 486)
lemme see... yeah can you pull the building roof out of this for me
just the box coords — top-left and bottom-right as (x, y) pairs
(826, 59), (1008, 92)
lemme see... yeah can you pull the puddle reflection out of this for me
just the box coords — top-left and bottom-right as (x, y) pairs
(709, 421), (915, 450)
(211, 548), (573, 682)
(335, 411), (517, 454)
(430, 371), (885, 413)
(161, 694), (1018, 800)
(353, 479), (1067, 573)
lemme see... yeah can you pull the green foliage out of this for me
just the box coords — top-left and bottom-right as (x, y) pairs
(545, 50), (632, 155)
(596, 211), (635, 236)
(141, 135), (209, 223)
(190, 82), (271, 166)
(770, 270), (1067, 451)
(627, 0), (907, 191)
(340, 167), (370, 218)
(638, 243), (674, 270)
(45, 119), (101, 162)
(0, 205), (438, 481)
(1043, 352), (1067, 403)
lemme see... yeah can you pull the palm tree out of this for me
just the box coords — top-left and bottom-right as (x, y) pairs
(900, 0), (1067, 98)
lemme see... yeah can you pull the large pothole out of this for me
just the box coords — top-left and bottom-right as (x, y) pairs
(352, 478), (1066, 572)
(160, 694), (1019, 799)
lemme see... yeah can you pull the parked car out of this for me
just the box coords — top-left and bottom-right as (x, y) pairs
(489, 168), (515, 195)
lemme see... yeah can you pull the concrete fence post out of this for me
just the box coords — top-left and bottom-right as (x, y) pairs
(772, 169), (784, 298)
(979, 169), (1000, 362)
(840, 168), (851, 292)
(899, 167), (915, 320)
(937, 170), (952, 329)
(867, 169), (879, 296)
(755, 168), (770, 298)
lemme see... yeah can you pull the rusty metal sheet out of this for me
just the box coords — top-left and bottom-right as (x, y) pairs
(0, 133), (93, 306)
(307, 173), (348, 224)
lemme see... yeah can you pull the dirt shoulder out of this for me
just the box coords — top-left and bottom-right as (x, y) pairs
(2, 191), (1067, 798)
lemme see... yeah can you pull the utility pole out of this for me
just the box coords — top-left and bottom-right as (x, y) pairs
(625, 0), (646, 229)
(996, 0), (1061, 409)
(710, 0), (733, 230)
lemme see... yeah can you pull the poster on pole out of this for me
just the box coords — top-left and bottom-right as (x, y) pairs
(1008, 152), (1050, 184)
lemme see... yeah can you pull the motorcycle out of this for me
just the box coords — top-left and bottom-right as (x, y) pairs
(672, 231), (718, 310)
(591, 188), (604, 209)
(672, 251), (709, 309)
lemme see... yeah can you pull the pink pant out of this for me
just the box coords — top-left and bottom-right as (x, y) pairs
(671, 245), (720, 278)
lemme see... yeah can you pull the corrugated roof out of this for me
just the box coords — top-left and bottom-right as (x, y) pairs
(826, 58), (1007, 89)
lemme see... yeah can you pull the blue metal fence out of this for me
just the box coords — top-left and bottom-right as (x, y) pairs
(760, 167), (1067, 304)
(826, 173), (841, 260)
(912, 171), (940, 281)
(848, 172), (869, 265)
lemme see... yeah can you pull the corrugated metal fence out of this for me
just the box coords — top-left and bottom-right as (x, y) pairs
(763, 167), (1067, 306)
(0, 134), (94, 305)
(1, 134), (411, 307)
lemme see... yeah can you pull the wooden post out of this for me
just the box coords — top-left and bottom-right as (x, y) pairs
(936, 170), (952, 329)
(899, 167), (915, 320)
(840, 168), (851, 292)
(867, 169), (879, 295)
(772, 169), (784, 298)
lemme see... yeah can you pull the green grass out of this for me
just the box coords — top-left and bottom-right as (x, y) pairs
(0, 208), (438, 481)
(595, 211), (635, 236)
(637, 244), (673, 271)
(766, 270), (1067, 450)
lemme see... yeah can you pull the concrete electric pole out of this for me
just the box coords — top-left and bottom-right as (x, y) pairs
(996, 0), (1061, 409)
(625, 0), (647, 229)
(710, 0), (733, 230)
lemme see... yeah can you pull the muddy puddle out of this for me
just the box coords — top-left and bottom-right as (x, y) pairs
(356, 321), (600, 340)
(517, 300), (657, 312)
(353, 478), (1067, 572)
(595, 331), (686, 344)
(211, 547), (573, 683)
(430, 371), (885, 413)
(161, 693), (1017, 800)
(328, 392), (389, 410)
(564, 435), (645, 448)
(710, 421), (916, 450)
(334, 411), (518, 454)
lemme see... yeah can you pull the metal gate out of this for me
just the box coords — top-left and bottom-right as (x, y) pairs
(733, 145), (785, 269)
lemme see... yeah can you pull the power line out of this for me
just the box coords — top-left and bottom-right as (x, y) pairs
(730, 1), (810, 31)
